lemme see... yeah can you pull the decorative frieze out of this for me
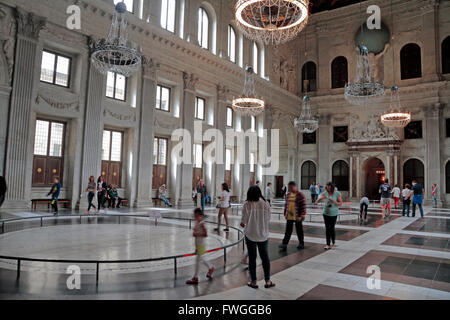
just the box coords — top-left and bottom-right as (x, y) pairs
(35, 93), (80, 112)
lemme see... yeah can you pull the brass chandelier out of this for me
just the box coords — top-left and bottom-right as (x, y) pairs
(232, 66), (265, 117)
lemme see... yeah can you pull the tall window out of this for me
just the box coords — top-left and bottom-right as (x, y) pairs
(446, 161), (450, 194)
(102, 130), (123, 187)
(331, 56), (348, 89)
(446, 118), (450, 138)
(253, 42), (259, 74)
(442, 37), (450, 75)
(228, 25), (236, 63)
(404, 121), (422, 140)
(195, 97), (205, 120)
(303, 132), (316, 144)
(401, 43), (422, 80)
(225, 148), (232, 188)
(40, 50), (71, 87)
(332, 160), (349, 191)
(156, 85), (171, 112)
(301, 161), (316, 190)
(160, 0), (176, 32)
(250, 152), (256, 173)
(403, 159), (424, 187)
(153, 137), (168, 189)
(302, 61), (317, 92)
(333, 126), (349, 143)
(193, 144), (203, 169)
(226, 106), (233, 127)
(32, 120), (65, 186)
(251, 116), (256, 132)
(114, 0), (133, 12)
(106, 71), (127, 101)
(198, 7), (209, 49)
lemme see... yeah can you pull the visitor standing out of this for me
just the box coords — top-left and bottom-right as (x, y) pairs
(392, 184), (401, 209)
(360, 196), (369, 223)
(309, 183), (318, 204)
(240, 186), (275, 289)
(196, 179), (207, 212)
(85, 176), (97, 214)
(215, 183), (231, 232)
(431, 184), (438, 208)
(47, 177), (61, 215)
(0, 175), (6, 208)
(97, 176), (107, 211)
(158, 184), (172, 207)
(411, 180), (424, 218)
(379, 179), (392, 218)
(402, 184), (412, 217)
(279, 181), (306, 252)
(265, 183), (273, 205)
(186, 208), (215, 285)
(281, 184), (287, 198)
(316, 182), (342, 250)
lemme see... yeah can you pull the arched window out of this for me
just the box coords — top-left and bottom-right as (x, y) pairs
(442, 37), (450, 75)
(332, 160), (349, 191)
(401, 43), (422, 80)
(331, 56), (348, 89)
(302, 61), (317, 92)
(301, 161), (316, 190)
(446, 161), (450, 194)
(403, 159), (424, 187)
(160, 0), (176, 32)
(253, 42), (259, 75)
(198, 7), (209, 49)
(228, 25), (236, 63)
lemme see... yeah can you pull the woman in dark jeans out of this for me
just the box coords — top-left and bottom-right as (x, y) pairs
(240, 186), (275, 289)
(316, 182), (342, 250)
(85, 176), (97, 214)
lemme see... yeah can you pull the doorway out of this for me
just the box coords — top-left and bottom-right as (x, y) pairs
(364, 158), (385, 200)
(275, 176), (284, 198)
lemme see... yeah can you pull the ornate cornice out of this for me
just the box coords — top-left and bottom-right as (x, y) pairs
(183, 72), (199, 92)
(142, 56), (160, 80)
(15, 7), (45, 40)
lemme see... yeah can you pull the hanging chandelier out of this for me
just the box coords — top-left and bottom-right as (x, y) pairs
(91, 1), (142, 77)
(344, 45), (385, 106)
(380, 86), (411, 128)
(294, 96), (318, 133)
(232, 66), (265, 117)
(235, 0), (309, 46)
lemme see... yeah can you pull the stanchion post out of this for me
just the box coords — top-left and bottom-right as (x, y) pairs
(96, 262), (99, 285)
(17, 259), (21, 279)
(224, 248), (227, 263)
(174, 258), (177, 275)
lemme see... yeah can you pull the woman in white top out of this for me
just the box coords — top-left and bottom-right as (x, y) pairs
(215, 183), (231, 232)
(240, 185), (275, 289)
(391, 185), (401, 209)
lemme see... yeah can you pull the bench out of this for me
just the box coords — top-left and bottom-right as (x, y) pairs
(121, 199), (129, 207)
(31, 199), (71, 211)
(152, 197), (172, 207)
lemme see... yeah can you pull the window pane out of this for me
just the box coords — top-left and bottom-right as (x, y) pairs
(49, 122), (64, 157)
(225, 149), (231, 171)
(167, 0), (176, 32)
(102, 130), (111, 161)
(156, 86), (162, 109)
(161, 87), (170, 111)
(115, 74), (126, 101)
(160, 0), (168, 29)
(251, 116), (256, 131)
(153, 138), (159, 165)
(197, 98), (205, 120)
(226, 107), (233, 127)
(106, 72), (115, 98)
(34, 120), (50, 156)
(40, 51), (55, 83)
(55, 56), (70, 86)
(199, 8), (209, 49)
(158, 139), (167, 165)
(253, 43), (259, 74)
(111, 131), (122, 161)
(228, 26), (236, 63)
(250, 153), (255, 173)
(194, 144), (202, 168)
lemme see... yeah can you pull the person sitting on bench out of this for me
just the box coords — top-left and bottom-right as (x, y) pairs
(159, 184), (172, 207)
(107, 184), (122, 209)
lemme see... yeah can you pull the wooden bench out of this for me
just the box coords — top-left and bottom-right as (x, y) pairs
(31, 199), (71, 211)
(152, 197), (172, 207)
(121, 199), (129, 207)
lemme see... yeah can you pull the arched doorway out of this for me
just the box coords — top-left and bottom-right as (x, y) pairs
(364, 158), (385, 200)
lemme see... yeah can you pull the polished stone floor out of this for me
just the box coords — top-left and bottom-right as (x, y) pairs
(0, 201), (449, 300)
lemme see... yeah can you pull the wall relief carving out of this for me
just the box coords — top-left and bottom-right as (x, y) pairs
(35, 93), (80, 112)
(0, 5), (16, 85)
(104, 107), (136, 122)
(349, 114), (400, 142)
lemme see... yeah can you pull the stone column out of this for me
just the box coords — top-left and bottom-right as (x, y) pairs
(386, 151), (392, 186)
(214, 85), (228, 199)
(241, 116), (251, 199)
(425, 103), (442, 205)
(0, 85), (11, 177)
(349, 151), (360, 199)
(262, 105), (274, 190)
(177, 72), (198, 206)
(317, 114), (331, 184)
(184, 0), (199, 46)
(421, 1), (440, 82)
(135, 58), (159, 207)
(3, 9), (45, 209)
(77, 39), (107, 209)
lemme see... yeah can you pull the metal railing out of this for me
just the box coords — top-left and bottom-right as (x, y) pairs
(0, 214), (245, 285)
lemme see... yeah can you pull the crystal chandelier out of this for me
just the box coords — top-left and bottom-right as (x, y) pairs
(235, 0), (309, 46)
(381, 86), (411, 128)
(294, 96), (318, 133)
(91, 1), (142, 77)
(232, 66), (265, 117)
(344, 45), (385, 106)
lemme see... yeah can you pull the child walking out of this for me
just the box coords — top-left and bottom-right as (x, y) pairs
(47, 177), (61, 215)
(186, 208), (215, 285)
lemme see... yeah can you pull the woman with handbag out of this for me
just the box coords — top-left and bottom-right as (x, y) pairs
(215, 183), (231, 232)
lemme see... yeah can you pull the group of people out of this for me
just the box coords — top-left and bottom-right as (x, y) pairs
(85, 176), (123, 214)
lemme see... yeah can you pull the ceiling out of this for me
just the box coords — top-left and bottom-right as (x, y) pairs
(309, 0), (368, 14)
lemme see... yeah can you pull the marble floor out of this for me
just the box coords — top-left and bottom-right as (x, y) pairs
(0, 201), (449, 300)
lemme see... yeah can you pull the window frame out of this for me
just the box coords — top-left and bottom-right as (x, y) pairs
(301, 161), (316, 190)
(40, 50), (72, 88)
(400, 43), (422, 80)
(333, 126), (349, 143)
(156, 84), (171, 112)
(160, 0), (176, 33)
(403, 159), (425, 188)
(332, 160), (349, 192)
(404, 121), (423, 140)
(101, 129), (124, 187)
(446, 118), (450, 138)
(106, 71), (127, 102)
(228, 25), (237, 63)
(226, 106), (234, 128)
(193, 143), (203, 169)
(331, 56), (348, 89)
(195, 97), (206, 121)
(253, 42), (259, 75)
(303, 131), (316, 145)
(153, 137), (168, 166)
(198, 7), (209, 50)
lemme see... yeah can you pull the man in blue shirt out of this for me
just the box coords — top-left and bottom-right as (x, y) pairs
(411, 180), (424, 218)
(379, 179), (392, 218)
(48, 177), (61, 215)
(309, 183), (318, 204)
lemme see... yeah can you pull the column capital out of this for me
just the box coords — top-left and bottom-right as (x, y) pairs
(425, 103), (442, 119)
(183, 72), (199, 92)
(15, 7), (45, 40)
(318, 114), (331, 126)
(142, 56), (160, 80)
(217, 84), (230, 103)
